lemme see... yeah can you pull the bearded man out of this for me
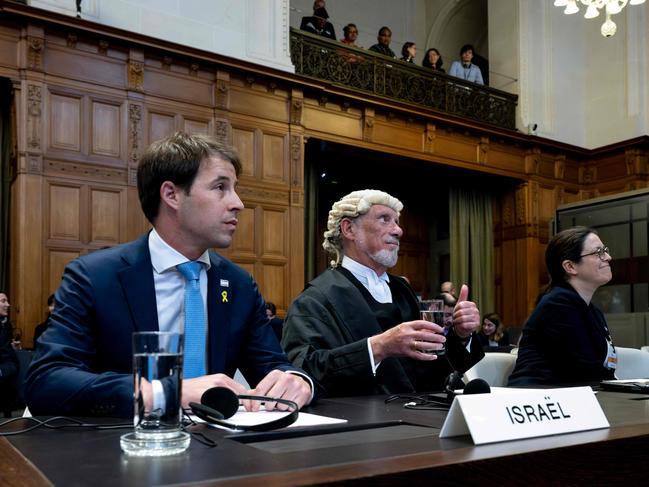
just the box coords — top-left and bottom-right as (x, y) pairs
(282, 190), (484, 397)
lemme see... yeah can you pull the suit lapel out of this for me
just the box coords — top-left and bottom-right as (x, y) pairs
(118, 234), (158, 333)
(207, 252), (229, 373)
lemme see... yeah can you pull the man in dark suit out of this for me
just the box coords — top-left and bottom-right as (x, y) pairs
(25, 132), (313, 417)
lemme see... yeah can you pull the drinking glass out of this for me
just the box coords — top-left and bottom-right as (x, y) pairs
(120, 331), (190, 456)
(419, 299), (451, 355)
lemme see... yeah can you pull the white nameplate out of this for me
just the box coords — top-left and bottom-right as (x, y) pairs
(439, 386), (609, 445)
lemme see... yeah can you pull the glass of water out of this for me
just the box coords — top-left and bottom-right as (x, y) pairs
(419, 299), (450, 355)
(120, 331), (190, 456)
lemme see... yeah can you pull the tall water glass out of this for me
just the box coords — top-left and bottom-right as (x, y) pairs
(419, 299), (449, 355)
(120, 331), (190, 456)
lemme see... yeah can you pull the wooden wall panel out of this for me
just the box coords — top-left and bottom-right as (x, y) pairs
(45, 45), (125, 89)
(0, 26), (18, 68)
(435, 134), (478, 163)
(228, 86), (289, 123)
(302, 105), (363, 139)
(149, 111), (175, 143)
(232, 127), (256, 178)
(230, 206), (256, 256)
(144, 70), (213, 106)
(91, 101), (121, 157)
(261, 264), (286, 309)
(262, 207), (287, 257)
(48, 184), (81, 241)
(262, 133), (287, 183)
(489, 145), (524, 173)
(49, 93), (81, 151)
(47, 249), (81, 294)
(184, 119), (209, 135)
(90, 187), (124, 244)
(372, 121), (422, 151)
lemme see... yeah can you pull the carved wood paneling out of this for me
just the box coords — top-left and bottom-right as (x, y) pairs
(128, 103), (142, 166)
(27, 83), (42, 151)
(91, 101), (121, 157)
(149, 111), (175, 143)
(262, 133), (287, 183)
(44, 160), (127, 183)
(49, 93), (81, 151)
(90, 187), (123, 244)
(261, 263), (286, 309)
(290, 135), (302, 188)
(47, 249), (81, 296)
(27, 35), (43, 70)
(230, 206), (255, 255)
(48, 184), (81, 240)
(183, 118), (210, 135)
(128, 59), (144, 92)
(262, 207), (287, 257)
(232, 127), (256, 178)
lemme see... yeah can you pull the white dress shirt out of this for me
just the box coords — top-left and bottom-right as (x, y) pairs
(341, 256), (391, 373)
(149, 229), (210, 408)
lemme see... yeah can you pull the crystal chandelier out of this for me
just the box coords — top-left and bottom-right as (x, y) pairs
(554, 0), (646, 37)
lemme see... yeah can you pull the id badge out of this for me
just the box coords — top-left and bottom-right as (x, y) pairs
(604, 339), (617, 370)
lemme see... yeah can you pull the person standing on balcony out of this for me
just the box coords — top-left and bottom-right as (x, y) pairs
(300, 2), (336, 40)
(369, 26), (396, 59)
(449, 44), (484, 85)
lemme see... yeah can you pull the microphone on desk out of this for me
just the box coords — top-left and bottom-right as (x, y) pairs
(189, 386), (299, 432)
(444, 372), (491, 403)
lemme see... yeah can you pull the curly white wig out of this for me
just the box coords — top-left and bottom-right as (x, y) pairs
(322, 189), (403, 268)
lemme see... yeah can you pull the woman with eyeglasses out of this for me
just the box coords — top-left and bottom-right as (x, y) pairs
(508, 226), (616, 386)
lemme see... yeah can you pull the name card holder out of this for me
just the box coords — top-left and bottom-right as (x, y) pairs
(439, 386), (609, 445)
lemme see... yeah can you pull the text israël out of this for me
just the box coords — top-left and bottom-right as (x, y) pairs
(505, 397), (571, 425)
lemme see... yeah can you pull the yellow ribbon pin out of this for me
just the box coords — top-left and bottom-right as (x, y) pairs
(221, 291), (228, 303)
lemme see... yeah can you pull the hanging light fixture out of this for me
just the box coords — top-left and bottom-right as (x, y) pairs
(553, 0), (646, 37)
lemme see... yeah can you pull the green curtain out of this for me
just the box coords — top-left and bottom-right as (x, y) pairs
(0, 78), (13, 292)
(449, 187), (494, 314)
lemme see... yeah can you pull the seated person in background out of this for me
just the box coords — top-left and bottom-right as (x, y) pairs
(369, 26), (396, 58)
(400, 42), (416, 63)
(282, 189), (484, 397)
(439, 281), (456, 303)
(0, 292), (18, 416)
(33, 293), (55, 346)
(265, 302), (284, 342)
(449, 44), (484, 85)
(477, 312), (510, 349)
(300, 2), (336, 40)
(508, 227), (616, 386)
(422, 48), (445, 72)
(25, 132), (313, 417)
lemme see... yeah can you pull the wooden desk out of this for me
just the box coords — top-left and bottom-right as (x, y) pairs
(2, 391), (649, 486)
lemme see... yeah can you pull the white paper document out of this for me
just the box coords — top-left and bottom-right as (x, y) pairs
(191, 407), (347, 432)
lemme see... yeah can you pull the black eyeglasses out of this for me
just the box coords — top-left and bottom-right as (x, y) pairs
(580, 246), (611, 261)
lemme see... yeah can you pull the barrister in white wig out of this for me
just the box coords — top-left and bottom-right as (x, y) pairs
(282, 189), (484, 397)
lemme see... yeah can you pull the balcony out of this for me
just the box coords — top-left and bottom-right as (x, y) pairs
(290, 29), (518, 131)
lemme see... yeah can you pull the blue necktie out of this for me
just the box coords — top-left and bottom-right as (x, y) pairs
(177, 261), (206, 379)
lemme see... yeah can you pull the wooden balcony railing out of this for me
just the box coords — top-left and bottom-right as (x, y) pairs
(290, 28), (518, 130)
